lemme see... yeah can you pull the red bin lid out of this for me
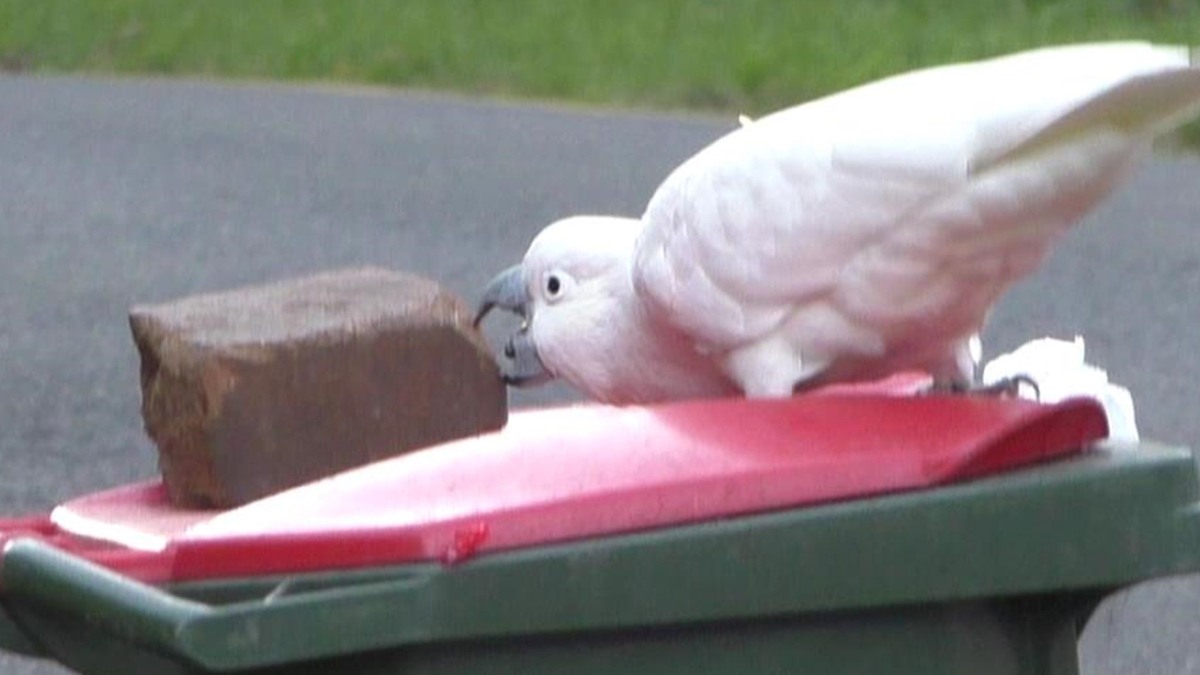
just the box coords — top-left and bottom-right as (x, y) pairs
(17, 379), (1107, 582)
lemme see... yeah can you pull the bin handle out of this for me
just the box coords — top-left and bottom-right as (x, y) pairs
(1, 538), (209, 656)
(1, 537), (436, 670)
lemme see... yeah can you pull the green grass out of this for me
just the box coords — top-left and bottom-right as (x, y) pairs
(1, 0), (1198, 117)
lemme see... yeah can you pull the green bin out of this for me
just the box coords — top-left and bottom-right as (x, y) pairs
(1, 393), (1198, 674)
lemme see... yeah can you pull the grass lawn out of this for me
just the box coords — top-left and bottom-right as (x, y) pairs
(1, 0), (1198, 117)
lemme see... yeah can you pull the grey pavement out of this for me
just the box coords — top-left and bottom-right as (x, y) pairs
(0, 74), (1198, 674)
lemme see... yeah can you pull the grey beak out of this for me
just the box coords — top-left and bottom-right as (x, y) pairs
(475, 264), (553, 388)
(474, 264), (529, 326)
(501, 328), (553, 387)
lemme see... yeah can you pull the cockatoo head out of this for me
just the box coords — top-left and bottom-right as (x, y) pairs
(475, 216), (643, 392)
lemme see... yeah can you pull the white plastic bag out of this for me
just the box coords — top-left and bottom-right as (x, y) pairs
(981, 336), (1139, 443)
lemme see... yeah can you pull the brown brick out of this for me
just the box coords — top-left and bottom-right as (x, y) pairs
(129, 267), (507, 508)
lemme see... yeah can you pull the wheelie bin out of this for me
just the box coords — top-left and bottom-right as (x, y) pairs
(1, 390), (1198, 674)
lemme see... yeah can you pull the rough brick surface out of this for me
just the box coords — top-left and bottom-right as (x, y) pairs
(129, 267), (507, 508)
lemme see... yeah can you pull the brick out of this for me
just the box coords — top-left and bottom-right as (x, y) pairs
(129, 267), (507, 508)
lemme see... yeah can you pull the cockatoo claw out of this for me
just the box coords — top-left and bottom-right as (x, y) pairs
(927, 374), (1042, 400)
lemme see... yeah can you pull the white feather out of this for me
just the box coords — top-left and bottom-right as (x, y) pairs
(632, 42), (1200, 397)
(515, 42), (1200, 403)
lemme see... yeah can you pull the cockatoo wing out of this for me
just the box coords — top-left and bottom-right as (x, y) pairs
(633, 43), (1199, 386)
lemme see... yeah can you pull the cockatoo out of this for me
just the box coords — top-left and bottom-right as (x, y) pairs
(475, 42), (1200, 405)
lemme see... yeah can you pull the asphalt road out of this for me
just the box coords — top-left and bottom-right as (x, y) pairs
(0, 75), (1198, 674)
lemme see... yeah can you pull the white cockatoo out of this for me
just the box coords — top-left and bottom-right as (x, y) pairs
(475, 42), (1200, 405)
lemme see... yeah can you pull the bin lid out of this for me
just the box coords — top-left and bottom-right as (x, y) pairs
(31, 377), (1107, 581)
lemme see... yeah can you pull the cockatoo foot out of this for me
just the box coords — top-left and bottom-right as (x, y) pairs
(927, 374), (1041, 400)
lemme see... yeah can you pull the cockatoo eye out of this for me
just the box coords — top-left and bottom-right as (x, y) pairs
(543, 270), (571, 303)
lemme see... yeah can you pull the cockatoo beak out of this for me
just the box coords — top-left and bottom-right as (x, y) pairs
(475, 264), (528, 324)
(499, 325), (552, 387)
(475, 264), (553, 387)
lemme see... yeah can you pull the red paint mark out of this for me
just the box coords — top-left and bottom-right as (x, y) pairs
(441, 521), (489, 565)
